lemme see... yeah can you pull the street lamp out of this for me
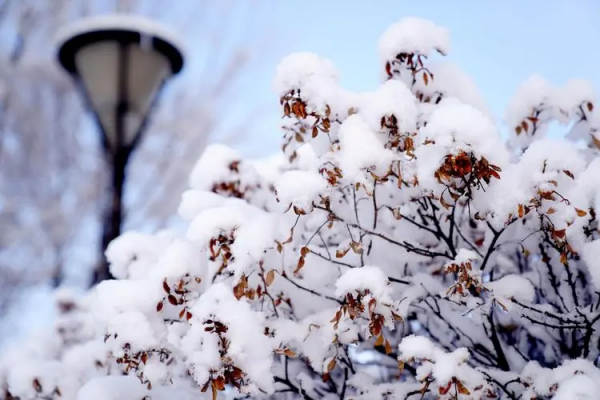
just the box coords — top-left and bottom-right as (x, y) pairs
(56, 15), (185, 283)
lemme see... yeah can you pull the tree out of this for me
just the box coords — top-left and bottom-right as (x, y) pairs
(2, 16), (600, 400)
(0, 0), (268, 311)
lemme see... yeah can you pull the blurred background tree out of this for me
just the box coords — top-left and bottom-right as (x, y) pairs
(0, 0), (274, 318)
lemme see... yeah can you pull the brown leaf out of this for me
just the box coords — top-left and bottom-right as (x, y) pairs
(456, 380), (471, 395)
(162, 280), (171, 294)
(293, 256), (306, 275)
(211, 381), (218, 400)
(385, 61), (392, 77)
(312, 126), (319, 138)
(375, 333), (384, 347)
(167, 295), (178, 306)
(141, 353), (148, 365)
(560, 252), (568, 265)
(32, 378), (42, 393)
(179, 308), (185, 319)
(186, 311), (193, 321)
(518, 204), (525, 219)
(423, 72), (429, 86)
(322, 118), (331, 131)
(587, 101), (594, 112)
(384, 339), (392, 354)
(156, 301), (164, 312)
(515, 125), (523, 135)
(283, 348), (297, 357)
(576, 208), (588, 217)
(439, 382), (452, 395)
(300, 246), (310, 257)
(284, 102), (291, 116)
(350, 241), (363, 255)
(521, 120), (529, 132)
(563, 170), (575, 179)
(213, 376), (225, 391)
(265, 270), (276, 287)
(327, 358), (336, 372)
(336, 247), (350, 259)
(295, 132), (304, 143)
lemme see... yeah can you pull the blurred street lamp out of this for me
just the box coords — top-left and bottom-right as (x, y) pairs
(56, 15), (184, 283)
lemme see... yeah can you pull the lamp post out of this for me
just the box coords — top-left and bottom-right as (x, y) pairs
(56, 15), (184, 283)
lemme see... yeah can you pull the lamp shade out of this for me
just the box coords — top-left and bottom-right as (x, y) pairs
(56, 15), (184, 151)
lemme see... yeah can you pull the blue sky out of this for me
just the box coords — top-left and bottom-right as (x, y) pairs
(238, 0), (600, 157)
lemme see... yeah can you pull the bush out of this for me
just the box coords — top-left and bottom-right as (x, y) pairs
(2, 16), (600, 400)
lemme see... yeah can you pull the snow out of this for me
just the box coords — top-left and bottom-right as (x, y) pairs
(275, 169), (328, 210)
(486, 274), (535, 307)
(184, 283), (275, 394)
(77, 376), (197, 400)
(188, 144), (242, 191)
(272, 52), (340, 115)
(55, 14), (186, 61)
(358, 79), (419, 134)
(335, 266), (392, 301)
(337, 115), (396, 183)
(582, 240), (600, 290)
(378, 17), (451, 63)
(5, 15), (600, 400)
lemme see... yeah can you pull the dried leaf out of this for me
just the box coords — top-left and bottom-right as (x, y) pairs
(576, 208), (588, 217)
(167, 295), (178, 306)
(213, 376), (225, 391)
(439, 382), (452, 395)
(156, 301), (164, 312)
(162, 280), (170, 294)
(295, 132), (304, 143)
(350, 241), (363, 254)
(560, 252), (568, 265)
(300, 246), (310, 257)
(518, 204), (525, 219)
(384, 339), (392, 354)
(423, 72), (429, 86)
(563, 170), (575, 179)
(32, 378), (42, 393)
(327, 358), (336, 372)
(587, 101), (594, 112)
(336, 247), (350, 259)
(293, 256), (306, 275)
(283, 348), (297, 357)
(266, 270), (276, 287)
(456, 380), (471, 395)
(375, 333), (384, 347)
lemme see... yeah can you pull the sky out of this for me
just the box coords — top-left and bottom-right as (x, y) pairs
(238, 0), (600, 157)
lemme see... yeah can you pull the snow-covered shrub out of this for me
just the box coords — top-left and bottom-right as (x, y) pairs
(3, 16), (600, 400)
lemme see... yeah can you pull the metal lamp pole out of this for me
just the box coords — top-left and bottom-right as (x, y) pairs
(56, 15), (184, 284)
